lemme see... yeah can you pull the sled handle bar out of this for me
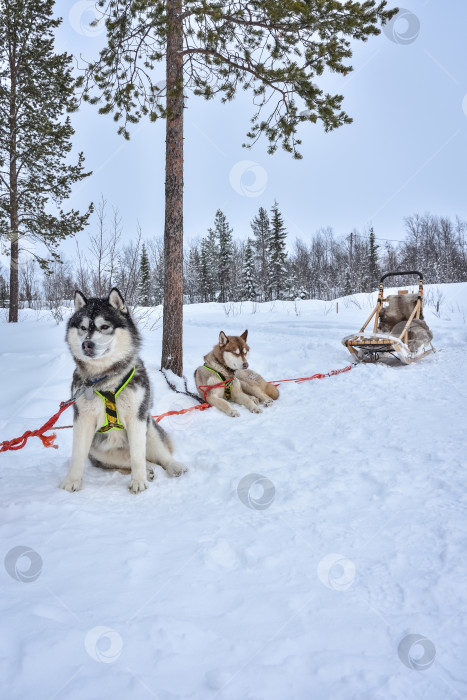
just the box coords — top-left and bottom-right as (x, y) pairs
(377, 271), (424, 303)
(379, 270), (423, 283)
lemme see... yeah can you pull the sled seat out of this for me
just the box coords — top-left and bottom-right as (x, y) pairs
(378, 293), (421, 332)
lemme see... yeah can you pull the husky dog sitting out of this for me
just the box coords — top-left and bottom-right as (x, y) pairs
(61, 288), (187, 493)
(194, 330), (279, 418)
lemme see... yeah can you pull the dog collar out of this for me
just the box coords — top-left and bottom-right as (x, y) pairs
(72, 374), (109, 401)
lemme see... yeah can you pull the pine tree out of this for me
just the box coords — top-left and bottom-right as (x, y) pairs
(199, 239), (209, 302)
(0, 266), (8, 308)
(213, 210), (233, 303)
(138, 243), (151, 306)
(0, 0), (92, 322)
(229, 240), (245, 302)
(146, 238), (164, 305)
(184, 245), (202, 304)
(242, 239), (256, 302)
(284, 261), (299, 300)
(200, 228), (219, 302)
(79, 0), (396, 374)
(368, 226), (380, 285)
(250, 207), (271, 301)
(152, 258), (164, 306)
(268, 202), (288, 300)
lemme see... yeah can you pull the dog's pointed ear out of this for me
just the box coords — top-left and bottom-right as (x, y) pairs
(219, 331), (228, 347)
(108, 288), (127, 314)
(74, 290), (87, 311)
(240, 329), (248, 341)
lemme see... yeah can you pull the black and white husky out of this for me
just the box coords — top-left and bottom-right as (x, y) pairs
(61, 288), (187, 493)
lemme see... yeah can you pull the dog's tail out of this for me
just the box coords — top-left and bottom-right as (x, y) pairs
(265, 382), (279, 400)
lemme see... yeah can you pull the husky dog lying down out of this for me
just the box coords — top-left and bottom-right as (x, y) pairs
(194, 330), (279, 417)
(61, 288), (187, 493)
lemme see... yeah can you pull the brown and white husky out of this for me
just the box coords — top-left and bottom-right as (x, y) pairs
(194, 330), (279, 417)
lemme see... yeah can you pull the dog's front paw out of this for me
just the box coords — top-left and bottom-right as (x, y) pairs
(59, 477), (82, 492)
(129, 478), (148, 494)
(262, 398), (274, 407)
(166, 460), (187, 478)
(248, 404), (263, 414)
(228, 408), (241, 417)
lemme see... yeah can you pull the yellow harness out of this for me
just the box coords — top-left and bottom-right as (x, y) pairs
(95, 367), (135, 432)
(203, 364), (233, 400)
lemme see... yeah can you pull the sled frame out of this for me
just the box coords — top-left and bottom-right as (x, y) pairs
(343, 271), (435, 364)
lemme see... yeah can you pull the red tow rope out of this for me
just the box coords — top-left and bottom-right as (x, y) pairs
(270, 364), (353, 385)
(0, 400), (74, 453)
(0, 364), (353, 453)
(155, 402), (210, 423)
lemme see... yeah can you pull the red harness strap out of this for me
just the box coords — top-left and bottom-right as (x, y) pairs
(197, 380), (231, 403)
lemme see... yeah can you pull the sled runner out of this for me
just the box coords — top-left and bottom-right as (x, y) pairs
(342, 271), (435, 364)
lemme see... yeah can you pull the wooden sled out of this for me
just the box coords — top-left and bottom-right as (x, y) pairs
(342, 270), (435, 364)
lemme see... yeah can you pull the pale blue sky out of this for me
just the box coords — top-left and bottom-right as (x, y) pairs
(53, 1), (467, 254)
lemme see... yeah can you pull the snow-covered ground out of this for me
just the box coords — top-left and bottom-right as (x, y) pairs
(1, 283), (466, 700)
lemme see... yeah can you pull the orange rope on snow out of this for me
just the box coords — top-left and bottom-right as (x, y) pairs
(31, 401), (213, 432)
(270, 364), (353, 385)
(0, 399), (74, 453)
(154, 402), (211, 423)
(0, 364), (353, 453)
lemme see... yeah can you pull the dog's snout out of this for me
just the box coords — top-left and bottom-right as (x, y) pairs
(242, 361), (249, 369)
(82, 340), (95, 354)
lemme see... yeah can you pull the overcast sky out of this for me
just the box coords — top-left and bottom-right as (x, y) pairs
(31, 1), (467, 258)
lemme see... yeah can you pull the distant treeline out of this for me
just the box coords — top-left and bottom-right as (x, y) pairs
(1, 200), (466, 313)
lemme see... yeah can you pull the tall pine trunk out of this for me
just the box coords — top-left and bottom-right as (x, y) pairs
(161, 0), (184, 376)
(8, 234), (18, 323)
(8, 53), (18, 323)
